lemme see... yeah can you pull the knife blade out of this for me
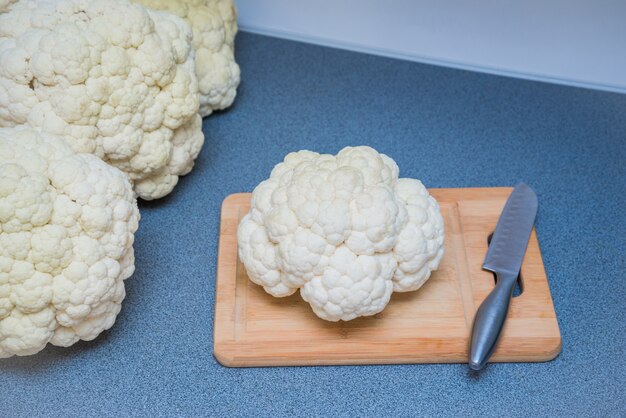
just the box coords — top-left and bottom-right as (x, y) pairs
(469, 183), (538, 371)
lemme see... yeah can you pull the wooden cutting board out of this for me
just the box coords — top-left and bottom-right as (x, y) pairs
(213, 189), (561, 367)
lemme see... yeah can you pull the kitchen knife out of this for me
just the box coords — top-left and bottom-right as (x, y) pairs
(469, 183), (538, 371)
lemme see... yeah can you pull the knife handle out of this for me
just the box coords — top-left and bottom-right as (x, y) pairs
(469, 272), (517, 371)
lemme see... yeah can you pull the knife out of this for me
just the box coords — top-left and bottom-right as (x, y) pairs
(469, 183), (538, 371)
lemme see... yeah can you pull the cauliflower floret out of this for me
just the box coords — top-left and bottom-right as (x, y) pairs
(135, 0), (240, 117)
(238, 146), (445, 321)
(0, 0), (204, 200)
(0, 126), (139, 358)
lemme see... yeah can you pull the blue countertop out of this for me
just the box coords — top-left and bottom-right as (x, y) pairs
(1, 32), (625, 417)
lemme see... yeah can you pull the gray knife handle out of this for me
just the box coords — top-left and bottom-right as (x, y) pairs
(469, 272), (517, 371)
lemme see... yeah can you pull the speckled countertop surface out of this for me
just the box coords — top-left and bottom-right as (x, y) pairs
(1, 33), (625, 417)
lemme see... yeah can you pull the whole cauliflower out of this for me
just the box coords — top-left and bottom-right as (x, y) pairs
(238, 146), (445, 321)
(135, 0), (240, 117)
(0, 126), (139, 358)
(0, 0), (204, 200)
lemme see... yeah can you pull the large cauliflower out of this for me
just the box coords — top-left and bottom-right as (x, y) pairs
(0, 127), (139, 358)
(135, 0), (240, 117)
(238, 146), (445, 321)
(0, 0), (204, 200)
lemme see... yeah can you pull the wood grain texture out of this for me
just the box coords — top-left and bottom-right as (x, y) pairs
(213, 189), (561, 367)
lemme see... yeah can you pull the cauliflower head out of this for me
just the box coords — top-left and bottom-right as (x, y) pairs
(0, 127), (139, 358)
(135, 0), (240, 117)
(0, 0), (204, 200)
(238, 146), (445, 321)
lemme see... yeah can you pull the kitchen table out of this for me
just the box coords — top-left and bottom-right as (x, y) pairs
(1, 32), (624, 417)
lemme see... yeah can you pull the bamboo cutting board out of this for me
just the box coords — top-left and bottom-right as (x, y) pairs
(213, 189), (561, 367)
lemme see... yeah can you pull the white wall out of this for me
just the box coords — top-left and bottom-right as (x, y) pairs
(235, 0), (626, 93)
